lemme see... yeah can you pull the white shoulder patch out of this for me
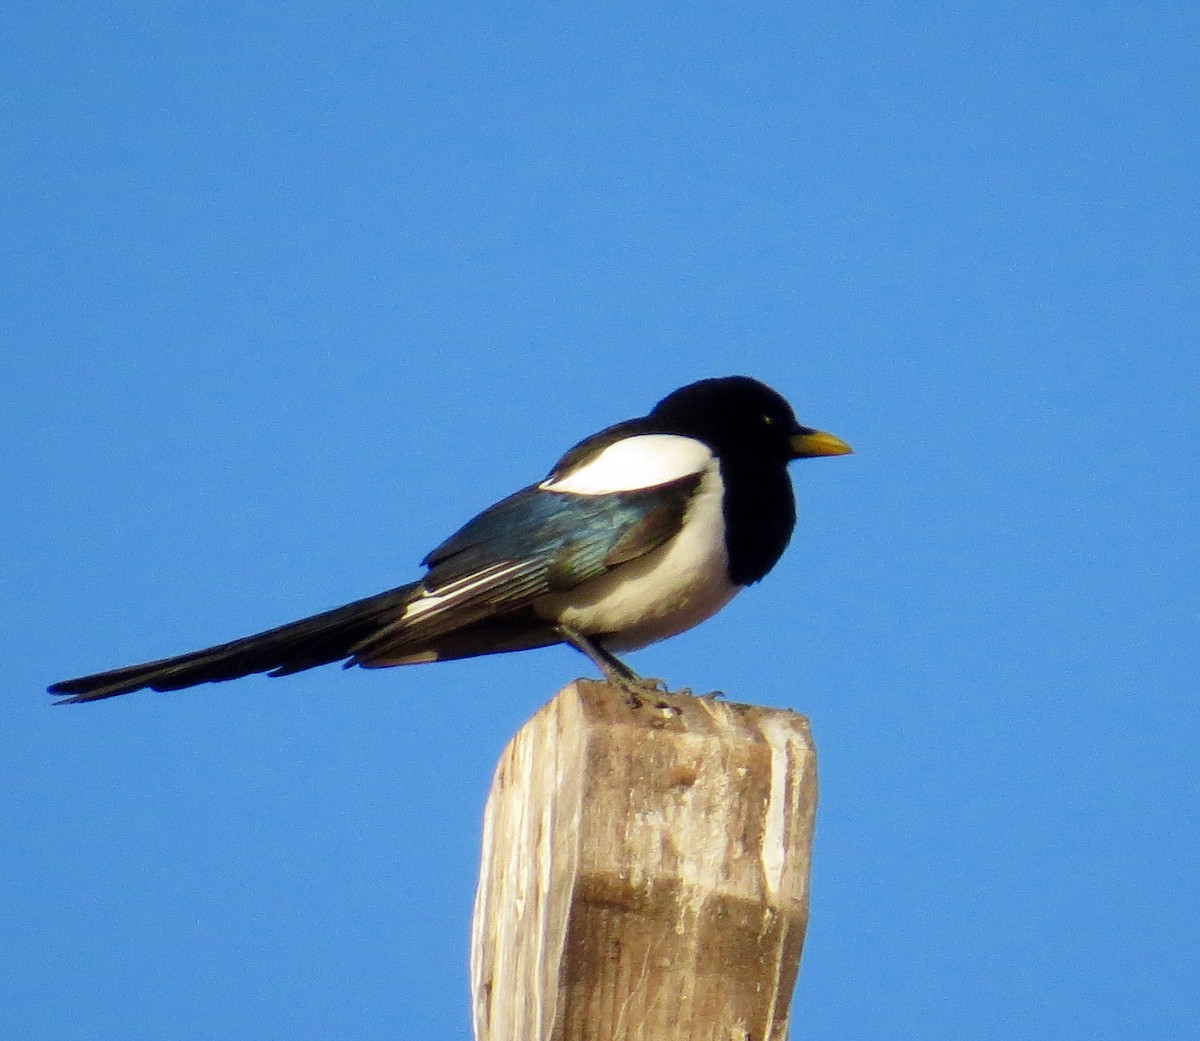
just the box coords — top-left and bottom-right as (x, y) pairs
(540, 434), (713, 495)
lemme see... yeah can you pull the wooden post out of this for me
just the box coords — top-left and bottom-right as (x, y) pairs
(470, 680), (817, 1041)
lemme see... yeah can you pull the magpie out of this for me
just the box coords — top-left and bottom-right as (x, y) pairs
(48, 376), (850, 704)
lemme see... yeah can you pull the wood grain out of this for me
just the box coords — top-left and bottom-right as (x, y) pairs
(471, 681), (817, 1041)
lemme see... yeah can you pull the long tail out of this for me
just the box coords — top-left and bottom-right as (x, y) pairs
(48, 583), (420, 704)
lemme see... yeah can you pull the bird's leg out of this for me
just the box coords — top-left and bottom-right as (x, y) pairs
(556, 624), (643, 683)
(556, 625), (667, 704)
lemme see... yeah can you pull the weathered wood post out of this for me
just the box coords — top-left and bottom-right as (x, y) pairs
(470, 680), (817, 1041)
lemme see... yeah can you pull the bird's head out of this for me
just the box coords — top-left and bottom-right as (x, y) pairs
(648, 376), (853, 463)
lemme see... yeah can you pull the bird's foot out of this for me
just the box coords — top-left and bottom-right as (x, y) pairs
(611, 674), (670, 708)
(555, 625), (713, 706)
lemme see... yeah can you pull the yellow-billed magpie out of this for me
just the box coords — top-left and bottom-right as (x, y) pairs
(48, 376), (850, 703)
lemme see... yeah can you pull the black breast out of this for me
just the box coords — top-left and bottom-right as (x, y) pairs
(718, 457), (797, 587)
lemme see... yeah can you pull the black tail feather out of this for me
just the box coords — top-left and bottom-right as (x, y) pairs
(48, 583), (419, 704)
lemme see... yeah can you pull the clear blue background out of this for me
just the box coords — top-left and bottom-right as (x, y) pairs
(5, 4), (1197, 1039)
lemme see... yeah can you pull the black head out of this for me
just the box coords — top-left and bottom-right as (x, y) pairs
(648, 376), (852, 462)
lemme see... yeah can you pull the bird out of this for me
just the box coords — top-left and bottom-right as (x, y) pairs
(48, 376), (851, 704)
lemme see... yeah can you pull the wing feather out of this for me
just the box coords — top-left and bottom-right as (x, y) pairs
(349, 475), (701, 665)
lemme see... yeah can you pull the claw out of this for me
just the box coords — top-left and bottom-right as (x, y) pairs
(613, 674), (671, 707)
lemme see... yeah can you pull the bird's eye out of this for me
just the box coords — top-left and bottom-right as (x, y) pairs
(761, 413), (776, 426)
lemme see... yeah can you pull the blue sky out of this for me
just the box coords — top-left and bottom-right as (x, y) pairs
(4, 3), (1197, 1039)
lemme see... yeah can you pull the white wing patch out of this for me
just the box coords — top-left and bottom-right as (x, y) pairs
(540, 434), (713, 495)
(402, 560), (532, 620)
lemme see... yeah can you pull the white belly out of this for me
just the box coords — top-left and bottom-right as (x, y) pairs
(535, 465), (739, 650)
